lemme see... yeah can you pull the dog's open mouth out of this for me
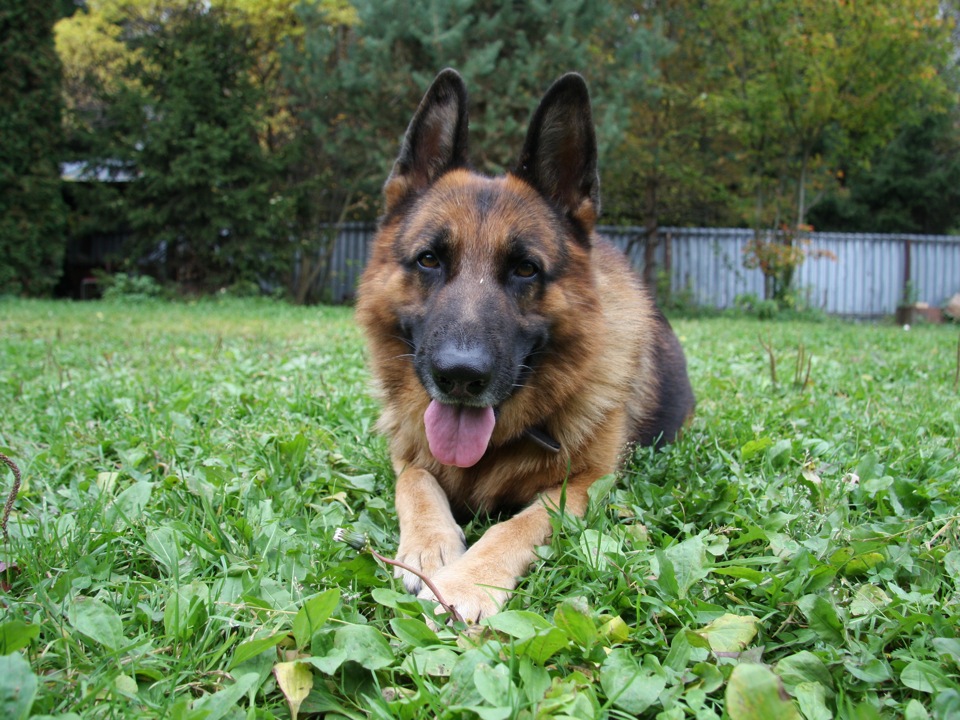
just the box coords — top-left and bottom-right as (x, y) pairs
(424, 400), (496, 468)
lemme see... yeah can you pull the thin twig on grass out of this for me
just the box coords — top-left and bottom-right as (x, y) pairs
(954, 335), (959, 392)
(758, 334), (777, 387)
(1, 453), (22, 542)
(333, 528), (464, 624)
(794, 344), (813, 390)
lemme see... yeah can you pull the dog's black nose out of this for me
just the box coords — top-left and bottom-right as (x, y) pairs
(431, 343), (493, 400)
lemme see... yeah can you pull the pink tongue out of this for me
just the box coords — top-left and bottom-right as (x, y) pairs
(424, 400), (496, 468)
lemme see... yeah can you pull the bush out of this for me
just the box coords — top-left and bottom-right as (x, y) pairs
(98, 272), (165, 301)
(734, 293), (779, 320)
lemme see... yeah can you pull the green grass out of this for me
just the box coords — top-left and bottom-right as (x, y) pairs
(1, 298), (958, 719)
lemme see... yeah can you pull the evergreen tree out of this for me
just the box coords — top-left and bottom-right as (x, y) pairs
(121, 4), (278, 291)
(809, 113), (960, 235)
(278, 0), (667, 302)
(0, 0), (69, 296)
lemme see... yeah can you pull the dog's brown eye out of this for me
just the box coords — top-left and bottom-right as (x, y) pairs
(417, 252), (440, 270)
(515, 261), (539, 278)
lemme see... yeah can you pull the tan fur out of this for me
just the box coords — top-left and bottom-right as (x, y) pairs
(355, 73), (692, 621)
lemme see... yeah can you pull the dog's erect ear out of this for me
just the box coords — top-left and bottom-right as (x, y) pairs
(514, 73), (599, 231)
(384, 69), (469, 212)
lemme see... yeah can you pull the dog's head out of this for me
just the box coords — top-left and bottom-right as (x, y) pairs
(366, 70), (602, 468)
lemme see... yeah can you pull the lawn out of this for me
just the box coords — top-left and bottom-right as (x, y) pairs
(1, 298), (958, 719)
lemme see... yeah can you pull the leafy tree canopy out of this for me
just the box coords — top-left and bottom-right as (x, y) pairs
(0, 0), (69, 296)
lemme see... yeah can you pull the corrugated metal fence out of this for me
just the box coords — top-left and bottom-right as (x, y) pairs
(321, 222), (960, 317)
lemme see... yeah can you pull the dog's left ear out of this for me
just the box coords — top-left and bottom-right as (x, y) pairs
(514, 73), (600, 231)
(384, 69), (470, 212)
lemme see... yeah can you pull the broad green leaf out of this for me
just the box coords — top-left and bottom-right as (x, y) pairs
(96, 471), (119, 494)
(587, 474), (617, 506)
(933, 691), (960, 718)
(540, 671), (599, 719)
(901, 660), (950, 693)
(904, 699), (930, 720)
(107, 481), (154, 527)
(776, 650), (834, 693)
(473, 663), (515, 706)
(553, 597), (597, 648)
(844, 656), (891, 683)
(308, 624), (395, 674)
(390, 617), (439, 648)
(766, 439), (794, 467)
(849, 584), (890, 617)
(932, 637), (960, 662)
(163, 580), (209, 640)
(741, 437), (773, 461)
(944, 550), (960, 581)
(794, 682), (832, 720)
(68, 596), (124, 650)
(654, 550), (680, 599)
(518, 659), (551, 705)
(855, 452), (882, 483)
(456, 705), (511, 720)
(292, 589), (340, 648)
(579, 529), (621, 570)
(725, 663), (802, 720)
(0, 653), (37, 720)
(600, 649), (666, 715)
(514, 627), (569, 664)
(190, 671), (259, 720)
(400, 646), (460, 677)
(797, 594), (844, 645)
(662, 535), (708, 599)
(144, 526), (183, 575)
(114, 673), (138, 697)
(274, 661), (314, 720)
(370, 587), (424, 613)
(229, 633), (287, 670)
(0, 621), (39, 655)
(665, 629), (692, 671)
(687, 614), (759, 653)
(481, 610), (552, 638)
(691, 662), (725, 693)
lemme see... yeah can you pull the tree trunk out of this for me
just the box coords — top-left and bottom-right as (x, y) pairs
(641, 177), (659, 290)
(796, 147), (809, 228)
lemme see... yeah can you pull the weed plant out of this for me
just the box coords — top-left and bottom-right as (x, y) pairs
(1, 298), (958, 719)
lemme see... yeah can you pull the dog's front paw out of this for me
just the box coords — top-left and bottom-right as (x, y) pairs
(418, 561), (515, 624)
(394, 526), (467, 595)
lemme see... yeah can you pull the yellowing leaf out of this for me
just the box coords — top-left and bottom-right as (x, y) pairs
(598, 615), (630, 644)
(688, 613), (759, 653)
(273, 661), (313, 720)
(725, 663), (802, 720)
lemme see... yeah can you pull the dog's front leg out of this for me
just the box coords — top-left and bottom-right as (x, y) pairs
(418, 477), (593, 623)
(393, 466), (467, 594)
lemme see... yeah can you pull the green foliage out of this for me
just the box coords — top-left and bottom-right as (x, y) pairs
(700, 0), (955, 230)
(119, 4), (279, 291)
(277, 0), (667, 303)
(2, 299), (959, 717)
(48, 0), (960, 300)
(98, 272), (166, 301)
(0, 0), (69, 296)
(809, 113), (960, 235)
(735, 292), (780, 320)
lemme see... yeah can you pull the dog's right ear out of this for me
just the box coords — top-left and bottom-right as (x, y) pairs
(384, 69), (470, 212)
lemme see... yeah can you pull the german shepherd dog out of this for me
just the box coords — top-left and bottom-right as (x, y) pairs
(356, 69), (694, 622)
